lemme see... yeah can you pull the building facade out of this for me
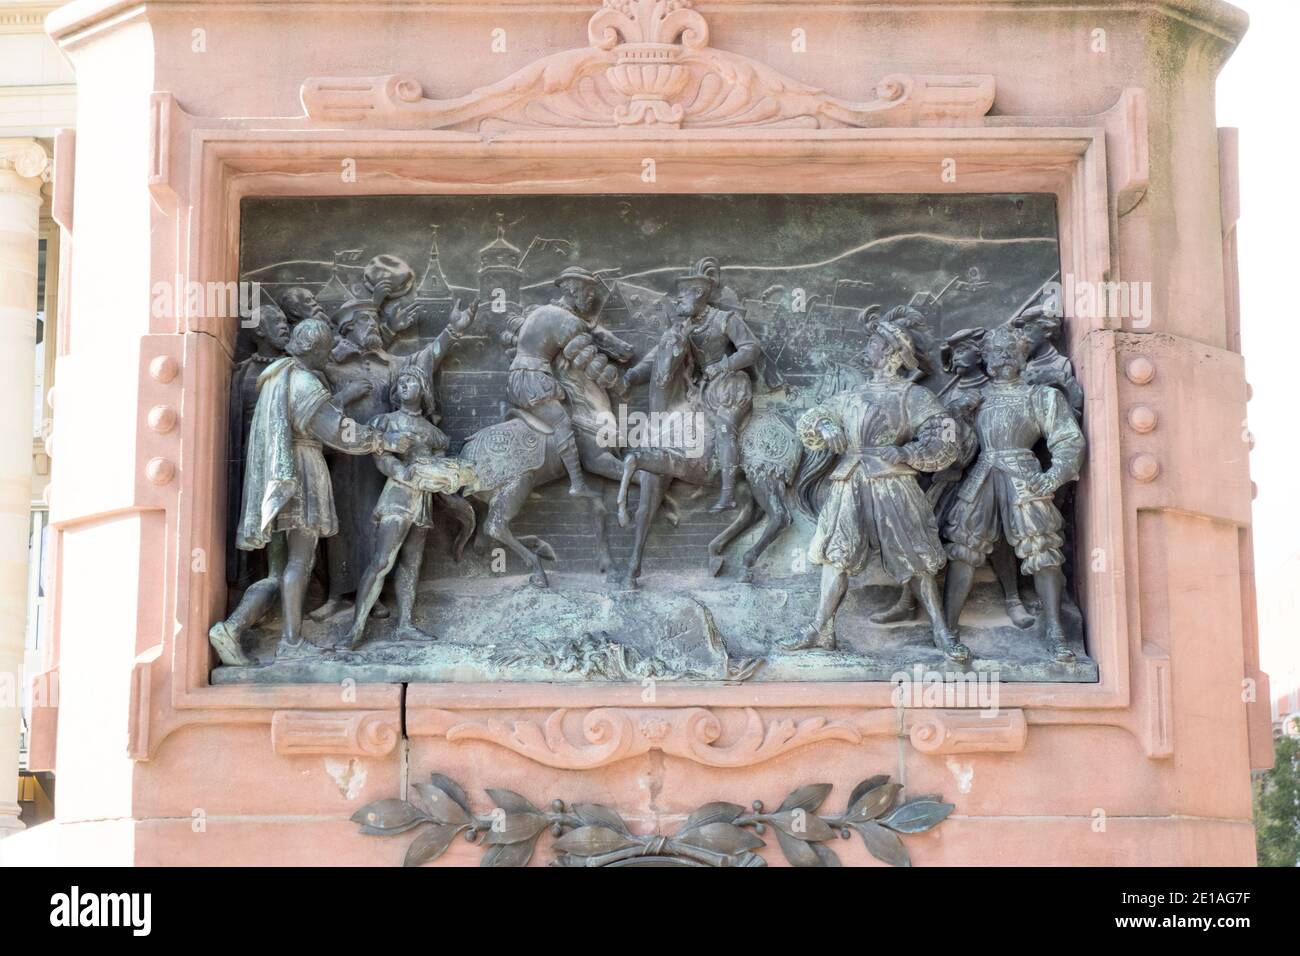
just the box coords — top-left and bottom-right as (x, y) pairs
(0, 0), (73, 841)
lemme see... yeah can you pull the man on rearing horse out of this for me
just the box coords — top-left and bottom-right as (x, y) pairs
(669, 257), (761, 512)
(507, 266), (630, 499)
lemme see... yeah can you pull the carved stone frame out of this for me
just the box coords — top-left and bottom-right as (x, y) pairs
(134, 83), (1154, 767)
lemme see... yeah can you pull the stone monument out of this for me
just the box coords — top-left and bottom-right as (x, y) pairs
(26, 0), (1270, 865)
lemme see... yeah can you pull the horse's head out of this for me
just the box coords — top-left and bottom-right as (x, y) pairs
(652, 324), (692, 392)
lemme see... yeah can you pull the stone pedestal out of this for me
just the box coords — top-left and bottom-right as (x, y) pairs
(22, 0), (1271, 866)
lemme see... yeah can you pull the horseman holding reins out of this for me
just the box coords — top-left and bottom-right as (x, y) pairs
(627, 257), (761, 512)
(505, 266), (634, 499)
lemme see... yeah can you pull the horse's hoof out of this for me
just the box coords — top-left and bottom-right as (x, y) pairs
(621, 574), (640, 591)
(528, 572), (549, 589)
(372, 600), (390, 620)
(739, 568), (754, 584)
(708, 555), (724, 577)
(396, 625), (436, 643)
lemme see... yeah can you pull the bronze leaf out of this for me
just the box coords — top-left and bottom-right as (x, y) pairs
(846, 775), (892, 810)
(410, 782), (471, 825)
(676, 821), (766, 855)
(878, 799), (955, 834)
(777, 782), (833, 814)
(574, 803), (630, 834)
(428, 773), (474, 816)
(482, 840), (537, 868)
(553, 825), (641, 857)
(773, 826), (835, 867)
(682, 801), (746, 832)
(352, 798), (426, 835)
(403, 823), (461, 867)
(855, 820), (911, 867)
(485, 788), (542, 814)
(480, 811), (548, 845)
(768, 810), (838, 843)
(847, 782), (903, 822)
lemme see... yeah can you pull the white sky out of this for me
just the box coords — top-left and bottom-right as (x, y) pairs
(1218, 0), (1300, 700)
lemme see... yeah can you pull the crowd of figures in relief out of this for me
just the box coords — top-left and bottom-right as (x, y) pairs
(212, 195), (1088, 681)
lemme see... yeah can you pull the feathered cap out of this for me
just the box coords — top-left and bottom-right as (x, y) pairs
(865, 305), (932, 372)
(675, 256), (721, 291)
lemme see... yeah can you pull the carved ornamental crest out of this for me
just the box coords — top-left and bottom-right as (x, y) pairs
(301, 0), (995, 132)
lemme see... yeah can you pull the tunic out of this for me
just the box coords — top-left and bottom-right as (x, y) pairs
(235, 359), (337, 550)
(927, 374), (987, 525)
(506, 304), (587, 410)
(226, 353), (277, 584)
(1024, 348), (1084, 418)
(943, 382), (1085, 574)
(799, 380), (957, 581)
(686, 306), (760, 420)
(369, 409), (450, 529)
(322, 329), (459, 592)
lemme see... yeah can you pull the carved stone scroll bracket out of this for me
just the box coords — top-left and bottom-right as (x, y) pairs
(904, 708), (1028, 756)
(271, 709), (402, 757)
(300, 1), (994, 133)
(404, 706), (1027, 769)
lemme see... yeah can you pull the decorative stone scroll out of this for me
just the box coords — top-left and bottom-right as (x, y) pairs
(300, 0), (995, 132)
(271, 709), (401, 756)
(405, 706), (1028, 768)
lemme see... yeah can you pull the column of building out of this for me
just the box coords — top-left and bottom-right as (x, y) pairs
(0, 138), (48, 837)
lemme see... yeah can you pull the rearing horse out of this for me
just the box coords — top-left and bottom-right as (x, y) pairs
(615, 324), (804, 588)
(459, 413), (614, 588)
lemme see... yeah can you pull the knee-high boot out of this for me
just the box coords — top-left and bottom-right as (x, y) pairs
(710, 425), (739, 512)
